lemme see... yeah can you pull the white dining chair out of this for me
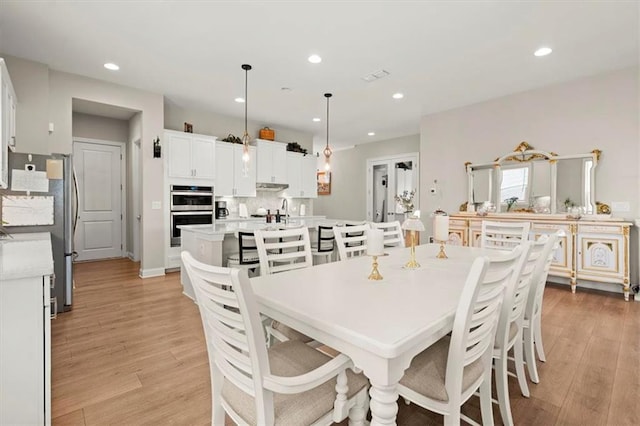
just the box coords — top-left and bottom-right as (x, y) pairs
(254, 227), (315, 344)
(333, 223), (370, 260)
(480, 220), (531, 250)
(181, 252), (369, 426)
(523, 232), (560, 384)
(398, 245), (526, 426)
(370, 221), (405, 248)
(491, 240), (540, 426)
(254, 227), (313, 275)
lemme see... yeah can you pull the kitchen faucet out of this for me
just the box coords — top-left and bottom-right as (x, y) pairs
(281, 198), (289, 224)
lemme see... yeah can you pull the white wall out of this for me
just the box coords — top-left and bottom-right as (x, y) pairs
(164, 99), (313, 151)
(314, 134), (420, 220)
(420, 67), (639, 225)
(72, 113), (129, 143)
(3, 54), (165, 276)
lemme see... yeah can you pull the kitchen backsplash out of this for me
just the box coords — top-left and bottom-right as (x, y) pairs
(216, 194), (313, 218)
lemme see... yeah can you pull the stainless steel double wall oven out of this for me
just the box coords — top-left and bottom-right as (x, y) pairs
(169, 185), (213, 247)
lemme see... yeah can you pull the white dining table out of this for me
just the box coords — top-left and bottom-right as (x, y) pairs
(251, 243), (497, 425)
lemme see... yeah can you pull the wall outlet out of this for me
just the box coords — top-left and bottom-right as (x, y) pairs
(611, 201), (630, 212)
(151, 201), (161, 210)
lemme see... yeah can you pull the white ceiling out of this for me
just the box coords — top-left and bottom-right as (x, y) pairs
(0, 1), (638, 150)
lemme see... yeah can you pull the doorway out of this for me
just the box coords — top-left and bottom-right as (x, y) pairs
(73, 139), (126, 261)
(366, 153), (419, 223)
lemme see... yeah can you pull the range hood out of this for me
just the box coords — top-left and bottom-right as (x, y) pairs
(256, 182), (289, 191)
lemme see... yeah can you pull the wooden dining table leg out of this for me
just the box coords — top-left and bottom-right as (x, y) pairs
(369, 381), (399, 425)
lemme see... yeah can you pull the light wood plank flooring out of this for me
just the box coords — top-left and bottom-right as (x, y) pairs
(52, 259), (639, 425)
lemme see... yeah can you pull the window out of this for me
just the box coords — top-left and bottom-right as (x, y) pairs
(500, 166), (529, 201)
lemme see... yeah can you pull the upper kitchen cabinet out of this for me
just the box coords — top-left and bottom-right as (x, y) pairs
(215, 142), (256, 197)
(256, 139), (287, 184)
(1, 58), (18, 189)
(165, 129), (217, 185)
(284, 152), (317, 198)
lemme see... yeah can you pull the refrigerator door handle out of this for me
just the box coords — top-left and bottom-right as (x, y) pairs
(73, 166), (80, 236)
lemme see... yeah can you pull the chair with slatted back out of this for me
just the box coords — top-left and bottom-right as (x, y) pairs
(227, 231), (260, 277)
(398, 245), (526, 426)
(370, 221), (405, 248)
(333, 223), (371, 261)
(254, 227), (316, 344)
(523, 232), (560, 384)
(480, 220), (531, 250)
(181, 251), (369, 425)
(491, 240), (539, 426)
(311, 225), (336, 265)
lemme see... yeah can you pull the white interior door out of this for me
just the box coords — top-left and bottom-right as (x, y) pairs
(367, 153), (419, 222)
(74, 141), (123, 261)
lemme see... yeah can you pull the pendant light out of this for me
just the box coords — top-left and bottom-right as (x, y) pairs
(323, 93), (333, 172)
(241, 64), (252, 176)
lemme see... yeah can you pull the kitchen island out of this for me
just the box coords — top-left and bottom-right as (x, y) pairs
(179, 216), (346, 299)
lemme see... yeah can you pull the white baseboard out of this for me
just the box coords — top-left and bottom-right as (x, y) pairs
(139, 267), (166, 278)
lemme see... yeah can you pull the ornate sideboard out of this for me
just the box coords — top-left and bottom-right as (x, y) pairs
(449, 212), (632, 301)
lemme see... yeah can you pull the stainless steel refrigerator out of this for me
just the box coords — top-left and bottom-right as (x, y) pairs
(1, 152), (75, 313)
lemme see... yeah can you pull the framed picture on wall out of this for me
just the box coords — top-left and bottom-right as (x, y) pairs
(317, 171), (331, 195)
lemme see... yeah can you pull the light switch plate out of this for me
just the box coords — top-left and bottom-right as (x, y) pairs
(611, 201), (630, 212)
(151, 201), (162, 210)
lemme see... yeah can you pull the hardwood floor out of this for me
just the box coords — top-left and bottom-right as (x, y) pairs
(52, 258), (640, 425)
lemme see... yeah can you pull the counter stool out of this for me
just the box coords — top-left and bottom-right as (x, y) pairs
(226, 231), (260, 277)
(311, 225), (335, 265)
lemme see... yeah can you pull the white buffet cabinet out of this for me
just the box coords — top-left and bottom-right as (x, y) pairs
(0, 233), (53, 425)
(449, 213), (633, 300)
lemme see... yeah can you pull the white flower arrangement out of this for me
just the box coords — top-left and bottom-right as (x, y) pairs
(395, 189), (416, 213)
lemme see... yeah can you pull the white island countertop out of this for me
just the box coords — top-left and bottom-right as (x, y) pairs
(180, 216), (349, 238)
(0, 232), (54, 280)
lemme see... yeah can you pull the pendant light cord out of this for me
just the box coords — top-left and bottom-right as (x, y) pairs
(326, 95), (329, 151)
(242, 64), (252, 136)
(324, 93), (332, 158)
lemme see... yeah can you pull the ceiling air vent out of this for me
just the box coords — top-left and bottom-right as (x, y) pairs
(361, 69), (390, 82)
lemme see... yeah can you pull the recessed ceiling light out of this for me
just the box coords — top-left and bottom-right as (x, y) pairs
(104, 62), (120, 71)
(534, 47), (552, 57)
(308, 54), (322, 64)
(368, 132), (375, 136)
(312, 118), (321, 122)
(392, 93), (404, 99)
(234, 97), (245, 103)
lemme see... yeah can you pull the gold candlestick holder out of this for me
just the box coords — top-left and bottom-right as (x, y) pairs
(404, 230), (420, 269)
(368, 255), (383, 280)
(436, 241), (448, 259)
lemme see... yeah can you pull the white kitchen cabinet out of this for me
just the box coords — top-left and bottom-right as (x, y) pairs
(256, 139), (287, 184)
(284, 152), (317, 198)
(215, 141), (256, 197)
(1, 58), (18, 189)
(0, 233), (53, 426)
(165, 130), (216, 184)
